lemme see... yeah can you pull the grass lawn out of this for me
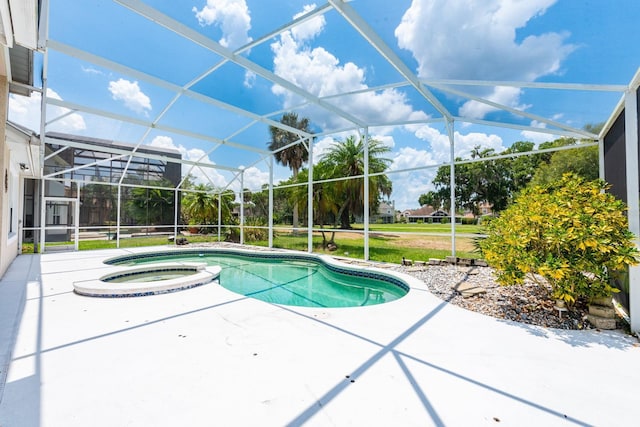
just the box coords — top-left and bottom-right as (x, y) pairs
(20, 234), (223, 253)
(255, 231), (478, 263)
(21, 225), (481, 264)
(350, 222), (485, 234)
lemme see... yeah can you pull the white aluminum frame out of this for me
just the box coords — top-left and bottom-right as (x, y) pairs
(29, 0), (639, 332)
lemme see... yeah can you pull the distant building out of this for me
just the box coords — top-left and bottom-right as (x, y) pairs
(372, 200), (395, 223)
(354, 200), (396, 224)
(402, 205), (449, 223)
(21, 131), (183, 246)
(460, 201), (494, 219)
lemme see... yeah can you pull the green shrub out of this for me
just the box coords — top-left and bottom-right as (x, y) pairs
(479, 174), (639, 305)
(228, 218), (269, 243)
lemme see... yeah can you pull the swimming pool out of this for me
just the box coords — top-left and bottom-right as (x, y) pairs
(106, 249), (409, 308)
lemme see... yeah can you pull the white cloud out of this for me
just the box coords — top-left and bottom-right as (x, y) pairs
(81, 66), (104, 75)
(312, 136), (336, 162)
(389, 146), (440, 210)
(412, 123), (505, 162)
(395, 0), (575, 119)
(375, 134), (396, 149)
(391, 146), (438, 172)
(240, 166), (269, 191)
(147, 135), (175, 150)
(270, 6), (421, 132)
(192, 0), (252, 50)
(108, 79), (152, 115)
(520, 120), (557, 145)
(291, 4), (325, 43)
(459, 86), (530, 120)
(243, 70), (256, 88)
(148, 135), (228, 188)
(9, 88), (86, 133)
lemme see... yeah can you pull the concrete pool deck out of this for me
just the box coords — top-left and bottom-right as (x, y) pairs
(0, 246), (639, 426)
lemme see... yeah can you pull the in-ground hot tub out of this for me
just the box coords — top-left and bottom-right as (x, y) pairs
(73, 262), (221, 297)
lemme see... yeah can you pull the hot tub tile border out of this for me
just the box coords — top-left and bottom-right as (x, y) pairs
(76, 278), (218, 298)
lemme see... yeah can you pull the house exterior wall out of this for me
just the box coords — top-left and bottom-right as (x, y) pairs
(604, 107), (630, 202)
(602, 84), (640, 332)
(0, 76), (19, 277)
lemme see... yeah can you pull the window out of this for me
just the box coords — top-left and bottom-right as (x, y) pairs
(52, 204), (61, 225)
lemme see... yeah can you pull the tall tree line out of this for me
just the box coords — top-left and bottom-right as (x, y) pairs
(419, 135), (600, 216)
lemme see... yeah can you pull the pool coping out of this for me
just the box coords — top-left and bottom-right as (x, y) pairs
(73, 262), (221, 297)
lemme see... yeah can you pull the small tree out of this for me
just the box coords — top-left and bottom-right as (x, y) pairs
(480, 174), (638, 305)
(127, 179), (175, 226)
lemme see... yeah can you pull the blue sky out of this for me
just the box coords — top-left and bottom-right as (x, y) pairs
(8, 0), (640, 210)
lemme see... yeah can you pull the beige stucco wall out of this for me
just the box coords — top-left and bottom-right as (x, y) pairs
(0, 75), (19, 277)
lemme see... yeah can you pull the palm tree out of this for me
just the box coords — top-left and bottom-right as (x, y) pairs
(322, 135), (392, 229)
(182, 184), (216, 228)
(294, 162), (340, 247)
(182, 184), (236, 233)
(268, 112), (311, 230)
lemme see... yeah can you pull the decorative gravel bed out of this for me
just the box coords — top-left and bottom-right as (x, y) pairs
(391, 264), (617, 330)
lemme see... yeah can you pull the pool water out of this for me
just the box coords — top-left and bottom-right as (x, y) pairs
(111, 252), (407, 308)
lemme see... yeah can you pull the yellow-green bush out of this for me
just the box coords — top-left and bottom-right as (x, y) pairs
(480, 174), (638, 305)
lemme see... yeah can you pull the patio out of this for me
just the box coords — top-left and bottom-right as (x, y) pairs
(1, 247), (639, 426)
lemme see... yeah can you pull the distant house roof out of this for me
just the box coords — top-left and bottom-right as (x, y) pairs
(405, 205), (436, 217)
(402, 206), (451, 218)
(377, 201), (395, 215)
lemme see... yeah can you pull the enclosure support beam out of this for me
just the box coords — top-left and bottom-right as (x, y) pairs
(75, 189), (80, 251)
(173, 190), (179, 245)
(116, 185), (121, 249)
(38, 46), (49, 252)
(364, 127), (370, 261)
(447, 120), (456, 257)
(240, 170), (245, 245)
(217, 193), (222, 242)
(307, 137), (314, 253)
(598, 136), (605, 181)
(624, 89), (640, 333)
(268, 156), (274, 248)
(33, 177), (40, 253)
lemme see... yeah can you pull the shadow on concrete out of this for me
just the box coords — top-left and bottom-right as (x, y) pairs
(499, 318), (638, 350)
(281, 275), (596, 426)
(11, 294), (250, 363)
(0, 254), (42, 427)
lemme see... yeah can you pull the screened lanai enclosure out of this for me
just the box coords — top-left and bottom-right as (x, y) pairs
(13, 0), (639, 267)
